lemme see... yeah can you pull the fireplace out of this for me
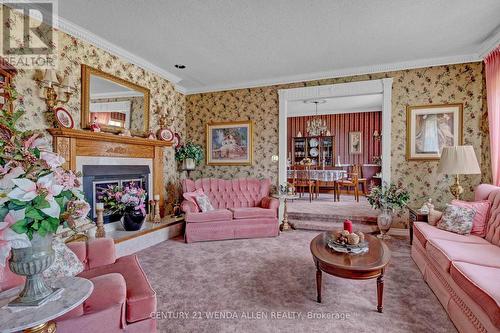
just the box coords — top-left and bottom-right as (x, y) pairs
(82, 165), (150, 223)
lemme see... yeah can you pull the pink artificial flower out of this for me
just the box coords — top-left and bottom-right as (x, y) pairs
(41, 151), (65, 169)
(135, 203), (146, 215)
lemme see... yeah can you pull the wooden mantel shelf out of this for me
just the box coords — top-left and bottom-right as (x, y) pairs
(48, 127), (171, 215)
(47, 128), (172, 147)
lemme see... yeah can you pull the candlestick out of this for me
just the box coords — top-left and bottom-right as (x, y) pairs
(148, 200), (155, 222)
(154, 194), (160, 201)
(343, 219), (353, 233)
(153, 198), (161, 223)
(95, 204), (105, 238)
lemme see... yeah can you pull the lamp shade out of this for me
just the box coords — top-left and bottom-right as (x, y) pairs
(42, 69), (58, 87)
(437, 146), (481, 175)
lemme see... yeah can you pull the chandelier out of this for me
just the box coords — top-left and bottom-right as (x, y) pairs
(306, 99), (327, 136)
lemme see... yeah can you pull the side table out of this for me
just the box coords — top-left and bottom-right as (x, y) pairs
(407, 206), (428, 245)
(272, 194), (299, 231)
(0, 276), (93, 333)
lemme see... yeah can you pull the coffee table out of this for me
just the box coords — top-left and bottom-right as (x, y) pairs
(310, 232), (391, 312)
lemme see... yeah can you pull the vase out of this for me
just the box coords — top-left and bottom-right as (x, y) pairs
(8, 233), (58, 306)
(377, 208), (393, 239)
(182, 158), (196, 171)
(121, 209), (146, 231)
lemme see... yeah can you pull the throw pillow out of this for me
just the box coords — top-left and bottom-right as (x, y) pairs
(428, 208), (443, 226)
(451, 200), (490, 237)
(437, 204), (476, 235)
(43, 237), (84, 282)
(183, 188), (204, 212)
(194, 194), (214, 212)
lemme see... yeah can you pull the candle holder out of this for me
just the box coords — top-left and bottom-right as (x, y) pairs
(148, 200), (155, 222)
(153, 199), (161, 223)
(95, 206), (106, 238)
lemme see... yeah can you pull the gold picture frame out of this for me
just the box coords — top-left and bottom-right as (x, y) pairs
(406, 103), (463, 161)
(81, 64), (150, 136)
(206, 120), (253, 166)
(349, 131), (362, 154)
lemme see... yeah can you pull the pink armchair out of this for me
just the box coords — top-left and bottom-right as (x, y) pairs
(0, 238), (156, 333)
(181, 178), (280, 243)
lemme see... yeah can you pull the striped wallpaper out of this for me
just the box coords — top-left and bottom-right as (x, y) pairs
(287, 111), (382, 165)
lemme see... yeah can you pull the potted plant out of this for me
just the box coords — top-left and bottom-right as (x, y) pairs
(102, 185), (147, 231)
(175, 142), (203, 171)
(0, 86), (90, 306)
(367, 183), (410, 239)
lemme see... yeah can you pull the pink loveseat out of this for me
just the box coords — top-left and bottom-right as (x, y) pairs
(411, 184), (500, 333)
(181, 178), (279, 243)
(0, 239), (156, 333)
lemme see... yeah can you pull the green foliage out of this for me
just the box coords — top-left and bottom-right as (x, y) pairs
(367, 183), (410, 212)
(175, 142), (204, 165)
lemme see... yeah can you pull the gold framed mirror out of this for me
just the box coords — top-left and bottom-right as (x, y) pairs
(81, 64), (150, 135)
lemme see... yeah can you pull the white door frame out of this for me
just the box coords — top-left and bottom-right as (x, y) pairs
(278, 78), (393, 189)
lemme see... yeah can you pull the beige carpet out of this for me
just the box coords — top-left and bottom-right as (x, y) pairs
(137, 231), (456, 333)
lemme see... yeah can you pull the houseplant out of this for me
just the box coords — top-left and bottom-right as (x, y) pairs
(102, 185), (147, 231)
(0, 86), (90, 305)
(367, 183), (410, 239)
(175, 142), (203, 171)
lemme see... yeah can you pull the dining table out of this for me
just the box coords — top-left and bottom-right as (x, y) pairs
(287, 169), (347, 199)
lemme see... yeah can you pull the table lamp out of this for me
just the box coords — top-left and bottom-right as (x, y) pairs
(437, 146), (481, 200)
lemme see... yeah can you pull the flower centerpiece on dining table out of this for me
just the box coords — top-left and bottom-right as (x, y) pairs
(101, 184), (147, 231)
(0, 86), (91, 305)
(367, 183), (410, 239)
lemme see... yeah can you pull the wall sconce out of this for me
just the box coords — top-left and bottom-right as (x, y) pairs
(373, 130), (382, 141)
(38, 69), (75, 111)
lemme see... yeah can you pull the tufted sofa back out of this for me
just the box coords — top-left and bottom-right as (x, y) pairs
(182, 178), (271, 209)
(475, 184), (500, 246)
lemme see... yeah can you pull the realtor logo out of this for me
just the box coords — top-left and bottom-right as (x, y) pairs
(1, 0), (58, 69)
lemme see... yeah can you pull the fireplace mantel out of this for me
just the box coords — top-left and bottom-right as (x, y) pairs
(48, 128), (172, 214)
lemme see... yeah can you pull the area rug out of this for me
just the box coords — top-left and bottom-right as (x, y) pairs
(137, 231), (456, 333)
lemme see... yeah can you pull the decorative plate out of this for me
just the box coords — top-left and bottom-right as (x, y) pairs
(173, 133), (181, 148)
(157, 128), (174, 141)
(309, 147), (319, 157)
(54, 107), (74, 129)
(309, 138), (319, 148)
(327, 239), (369, 254)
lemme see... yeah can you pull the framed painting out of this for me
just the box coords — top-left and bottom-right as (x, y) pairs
(406, 103), (463, 160)
(349, 131), (362, 154)
(206, 120), (253, 165)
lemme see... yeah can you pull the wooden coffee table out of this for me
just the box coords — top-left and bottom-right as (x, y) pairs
(310, 232), (391, 313)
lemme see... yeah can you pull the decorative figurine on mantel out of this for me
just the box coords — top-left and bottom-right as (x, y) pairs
(147, 129), (157, 140)
(90, 116), (101, 132)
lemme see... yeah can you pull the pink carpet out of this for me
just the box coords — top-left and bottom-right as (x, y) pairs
(137, 231), (456, 333)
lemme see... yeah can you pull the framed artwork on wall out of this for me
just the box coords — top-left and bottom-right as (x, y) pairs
(406, 103), (463, 160)
(206, 120), (253, 165)
(349, 131), (362, 154)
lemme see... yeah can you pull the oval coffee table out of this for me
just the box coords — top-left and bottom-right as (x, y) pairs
(310, 232), (391, 313)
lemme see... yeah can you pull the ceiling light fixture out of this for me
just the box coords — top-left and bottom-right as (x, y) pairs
(174, 64), (186, 69)
(305, 99), (327, 136)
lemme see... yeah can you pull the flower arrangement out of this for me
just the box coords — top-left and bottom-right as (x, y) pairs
(101, 185), (147, 215)
(367, 183), (410, 212)
(175, 142), (204, 166)
(0, 86), (90, 241)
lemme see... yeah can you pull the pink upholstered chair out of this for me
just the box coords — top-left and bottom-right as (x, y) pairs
(0, 238), (157, 333)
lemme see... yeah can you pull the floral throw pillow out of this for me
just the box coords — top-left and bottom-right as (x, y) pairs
(43, 237), (84, 282)
(194, 194), (214, 212)
(437, 204), (476, 235)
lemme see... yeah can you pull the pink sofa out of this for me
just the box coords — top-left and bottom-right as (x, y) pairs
(411, 184), (500, 333)
(0, 239), (156, 333)
(181, 178), (279, 243)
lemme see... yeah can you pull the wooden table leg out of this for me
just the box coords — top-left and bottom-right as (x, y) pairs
(316, 263), (322, 303)
(377, 270), (384, 313)
(409, 218), (414, 245)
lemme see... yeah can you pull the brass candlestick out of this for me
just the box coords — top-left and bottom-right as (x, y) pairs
(95, 206), (105, 238)
(148, 200), (155, 222)
(153, 199), (161, 223)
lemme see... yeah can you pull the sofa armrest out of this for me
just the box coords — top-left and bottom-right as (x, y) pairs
(181, 200), (198, 213)
(68, 238), (117, 270)
(261, 196), (279, 213)
(84, 273), (126, 314)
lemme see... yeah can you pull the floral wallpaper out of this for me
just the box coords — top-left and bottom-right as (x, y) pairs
(5, 8), (186, 196)
(187, 63), (492, 210)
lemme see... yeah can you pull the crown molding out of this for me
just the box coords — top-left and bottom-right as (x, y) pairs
(183, 54), (480, 95)
(478, 26), (500, 58)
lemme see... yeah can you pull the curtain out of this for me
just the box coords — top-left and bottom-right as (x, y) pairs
(485, 46), (500, 186)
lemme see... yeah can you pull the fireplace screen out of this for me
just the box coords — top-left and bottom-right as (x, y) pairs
(82, 165), (150, 223)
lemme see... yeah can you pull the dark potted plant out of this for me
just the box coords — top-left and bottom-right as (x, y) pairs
(175, 142), (203, 171)
(102, 185), (147, 231)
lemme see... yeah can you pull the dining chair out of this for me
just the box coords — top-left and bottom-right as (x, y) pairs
(354, 165), (368, 195)
(292, 165), (315, 203)
(334, 167), (360, 202)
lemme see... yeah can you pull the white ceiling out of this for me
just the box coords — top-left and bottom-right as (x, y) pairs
(57, 0), (500, 94)
(287, 94), (383, 118)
